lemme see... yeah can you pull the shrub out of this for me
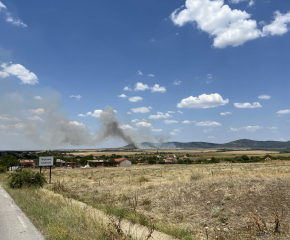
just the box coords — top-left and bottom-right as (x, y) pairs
(0, 166), (6, 174)
(138, 175), (149, 183)
(190, 173), (203, 181)
(8, 169), (46, 188)
(211, 206), (221, 217)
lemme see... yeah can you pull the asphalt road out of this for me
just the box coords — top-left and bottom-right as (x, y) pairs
(0, 184), (44, 240)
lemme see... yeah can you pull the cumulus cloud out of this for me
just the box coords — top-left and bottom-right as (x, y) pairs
(27, 116), (43, 121)
(263, 11), (290, 36)
(178, 111), (183, 114)
(128, 96), (143, 102)
(234, 102), (262, 108)
(170, 0), (262, 48)
(221, 112), (232, 116)
(151, 84), (166, 93)
(138, 70), (143, 75)
(195, 121), (222, 127)
(124, 86), (132, 91)
(120, 125), (135, 130)
(277, 109), (290, 114)
(177, 93), (229, 108)
(70, 95), (82, 100)
(164, 120), (179, 124)
(258, 95), (271, 100)
(152, 129), (163, 132)
(182, 120), (195, 124)
(148, 74), (155, 77)
(131, 107), (151, 113)
(127, 112), (132, 115)
(135, 82), (150, 91)
(0, 63), (38, 85)
(173, 80), (181, 85)
(118, 94), (127, 98)
(168, 111), (175, 114)
(170, 132), (177, 135)
(135, 121), (152, 128)
(267, 127), (278, 130)
(29, 108), (45, 115)
(149, 112), (172, 119)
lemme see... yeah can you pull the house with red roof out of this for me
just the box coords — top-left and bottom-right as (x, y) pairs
(114, 157), (132, 167)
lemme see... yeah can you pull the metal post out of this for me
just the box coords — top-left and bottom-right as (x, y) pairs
(49, 166), (52, 184)
(40, 166), (42, 174)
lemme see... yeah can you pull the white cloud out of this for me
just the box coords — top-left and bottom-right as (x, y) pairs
(131, 119), (139, 123)
(164, 120), (179, 124)
(177, 93), (229, 108)
(167, 111), (175, 114)
(127, 112), (132, 115)
(121, 125), (135, 130)
(195, 121), (222, 127)
(124, 86), (132, 91)
(78, 109), (113, 118)
(267, 127), (278, 130)
(170, 0), (262, 48)
(204, 128), (213, 133)
(263, 11), (290, 36)
(70, 95), (82, 100)
(178, 111), (183, 114)
(29, 108), (45, 115)
(0, 2), (7, 10)
(248, 0), (254, 7)
(34, 96), (42, 100)
(5, 13), (27, 27)
(230, 125), (263, 132)
(182, 120), (195, 124)
(148, 74), (155, 77)
(234, 102), (262, 108)
(151, 84), (166, 93)
(173, 80), (181, 85)
(149, 112), (172, 119)
(27, 116), (43, 121)
(0, 71), (9, 78)
(68, 121), (85, 127)
(229, 126), (240, 132)
(258, 95), (271, 100)
(170, 132), (177, 135)
(118, 94), (127, 98)
(138, 70), (143, 75)
(0, 115), (20, 122)
(174, 129), (181, 132)
(152, 129), (163, 132)
(221, 112), (232, 116)
(277, 109), (290, 115)
(242, 125), (263, 132)
(128, 96), (143, 102)
(208, 136), (215, 139)
(0, 63), (38, 85)
(135, 82), (150, 91)
(0, 3), (27, 27)
(131, 107), (151, 113)
(135, 121), (152, 128)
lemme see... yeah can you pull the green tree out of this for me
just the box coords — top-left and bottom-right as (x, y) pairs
(0, 154), (19, 170)
(241, 155), (249, 161)
(79, 155), (93, 166)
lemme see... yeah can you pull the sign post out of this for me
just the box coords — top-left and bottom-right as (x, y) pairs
(39, 156), (54, 184)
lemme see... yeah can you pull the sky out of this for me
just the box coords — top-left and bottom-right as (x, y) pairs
(0, 0), (290, 150)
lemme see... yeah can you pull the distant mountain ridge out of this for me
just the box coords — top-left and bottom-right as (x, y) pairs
(123, 139), (290, 149)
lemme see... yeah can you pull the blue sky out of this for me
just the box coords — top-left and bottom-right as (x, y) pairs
(0, 0), (290, 149)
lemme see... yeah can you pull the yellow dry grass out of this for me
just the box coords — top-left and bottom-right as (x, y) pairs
(42, 161), (290, 239)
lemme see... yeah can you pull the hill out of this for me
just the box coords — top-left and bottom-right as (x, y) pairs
(123, 139), (290, 149)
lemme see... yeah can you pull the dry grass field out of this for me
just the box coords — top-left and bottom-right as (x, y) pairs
(42, 161), (290, 239)
(67, 149), (280, 157)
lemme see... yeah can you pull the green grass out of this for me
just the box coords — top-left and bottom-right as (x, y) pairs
(0, 174), (129, 240)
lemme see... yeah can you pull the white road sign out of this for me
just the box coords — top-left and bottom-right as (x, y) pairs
(39, 156), (54, 166)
